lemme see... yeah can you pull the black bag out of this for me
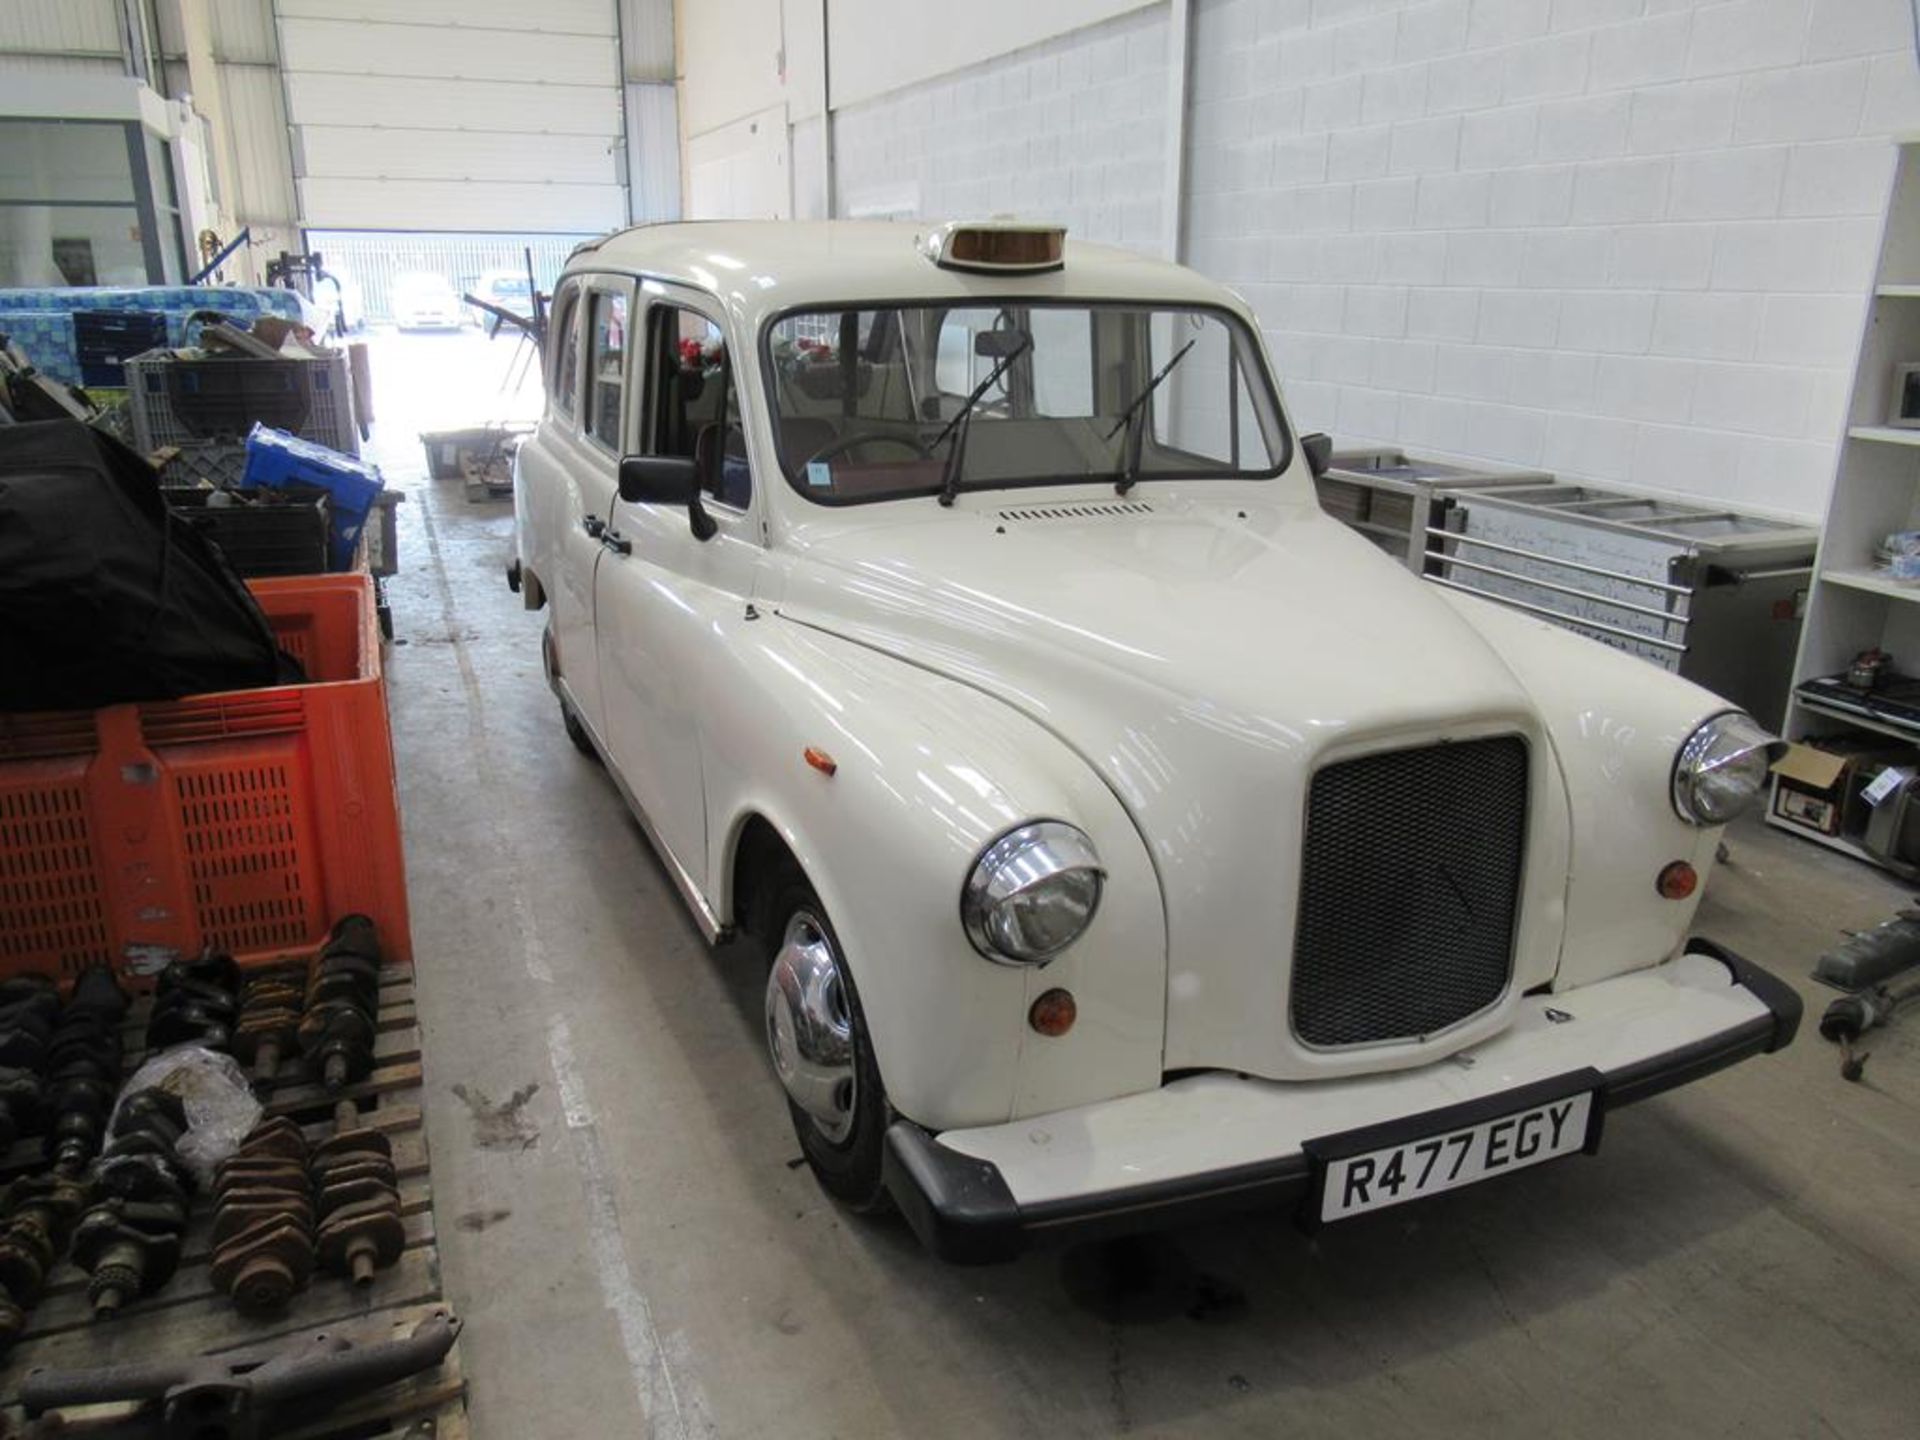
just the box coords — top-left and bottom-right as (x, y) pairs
(0, 420), (303, 712)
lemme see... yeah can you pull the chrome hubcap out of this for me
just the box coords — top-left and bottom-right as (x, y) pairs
(765, 911), (857, 1144)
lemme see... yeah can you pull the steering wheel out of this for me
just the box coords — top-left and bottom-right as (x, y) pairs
(805, 432), (933, 466)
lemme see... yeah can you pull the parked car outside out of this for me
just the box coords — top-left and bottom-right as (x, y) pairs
(510, 220), (1801, 1261)
(467, 268), (536, 329)
(390, 271), (464, 331)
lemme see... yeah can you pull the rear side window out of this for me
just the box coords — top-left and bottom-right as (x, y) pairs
(586, 290), (629, 452)
(551, 283), (582, 417)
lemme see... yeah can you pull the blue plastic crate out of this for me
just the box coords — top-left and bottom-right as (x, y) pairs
(242, 423), (383, 569)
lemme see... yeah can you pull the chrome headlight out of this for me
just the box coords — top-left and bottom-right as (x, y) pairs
(1672, 711), (1778, 826)
(961, 821), (1105, 965)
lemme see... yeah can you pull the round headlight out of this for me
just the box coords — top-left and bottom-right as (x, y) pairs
(1672, 711), (1778, 826)
(961, 821), (1105, 965)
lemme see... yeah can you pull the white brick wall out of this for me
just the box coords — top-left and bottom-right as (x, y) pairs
(829, 6), (1169, 252)
(1191, 0), (1920, 518)
(825, 0), (1920, 517)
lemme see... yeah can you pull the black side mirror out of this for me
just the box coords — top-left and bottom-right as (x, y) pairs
(617, 455), (716, 542)
(1301, 431), (1333, 482)
(619, 454), (696, 504)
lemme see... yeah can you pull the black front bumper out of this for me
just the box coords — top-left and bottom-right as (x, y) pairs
(882, 939), (1802, 1264)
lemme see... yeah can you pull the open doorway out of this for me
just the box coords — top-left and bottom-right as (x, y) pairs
(304, 229), (588, 467)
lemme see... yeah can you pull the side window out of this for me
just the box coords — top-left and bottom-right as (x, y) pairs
(586, 289), (629, 452)
(551, 283), (582, 417)
(644, 304), (747, 508)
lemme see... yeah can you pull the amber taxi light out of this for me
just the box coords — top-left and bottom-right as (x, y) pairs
(926, 222), (1067, 274)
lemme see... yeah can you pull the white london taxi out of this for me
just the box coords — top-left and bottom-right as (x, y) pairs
(510, 220), (1800, 1261)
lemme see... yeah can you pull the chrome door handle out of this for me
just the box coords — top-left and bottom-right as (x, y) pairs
(582, 514), (606, 538)
(602, 531), (632, 556)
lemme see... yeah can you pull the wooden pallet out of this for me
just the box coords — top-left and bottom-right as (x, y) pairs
(0, 967), (468, 1438)
(457, 449), (513, 504)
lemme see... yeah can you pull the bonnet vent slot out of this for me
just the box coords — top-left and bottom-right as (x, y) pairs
(997, 501), (1155, 522)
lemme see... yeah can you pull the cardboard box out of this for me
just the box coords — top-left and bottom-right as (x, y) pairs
(1772, 736), (1917, 837)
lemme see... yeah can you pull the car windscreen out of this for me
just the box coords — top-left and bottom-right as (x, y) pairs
(762, 302), (1290, 505)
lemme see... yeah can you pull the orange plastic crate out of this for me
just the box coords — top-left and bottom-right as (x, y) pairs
(0, 573), (411, 980)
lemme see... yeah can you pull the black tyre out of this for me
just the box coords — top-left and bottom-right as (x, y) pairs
(560, 702), (597, 758)
(756, 871), (891, 1212)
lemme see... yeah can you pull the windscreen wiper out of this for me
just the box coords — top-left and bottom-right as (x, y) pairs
(935, 335), (1032, 507)
(1107, 338), (1196, 495)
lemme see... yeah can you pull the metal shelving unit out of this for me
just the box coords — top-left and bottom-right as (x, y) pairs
(1771, 137), (1920, 871)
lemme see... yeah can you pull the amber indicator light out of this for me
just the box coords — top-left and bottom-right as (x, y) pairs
(1029, 987), (1077, 1036)
(1656, 861), (1698, 900)
(804, 747), (837, 777)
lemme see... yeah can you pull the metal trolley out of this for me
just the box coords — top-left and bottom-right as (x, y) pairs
(1320, 449), (1817, 732)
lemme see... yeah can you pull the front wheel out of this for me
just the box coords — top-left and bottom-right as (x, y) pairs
(758, 876), (890, 1211)
(560, 703), (596, 757)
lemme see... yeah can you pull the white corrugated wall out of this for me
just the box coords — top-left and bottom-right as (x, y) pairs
(0, 0), (127, 80)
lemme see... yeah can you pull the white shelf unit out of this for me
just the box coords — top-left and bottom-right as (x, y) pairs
(1772, 140), (1920, 868)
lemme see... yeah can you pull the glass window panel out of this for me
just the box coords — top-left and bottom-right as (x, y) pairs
(0, 120), (137, 204)
(587, 290), (629, 451)
(552, 284), (582, 417)
(0, 205), (149, 288)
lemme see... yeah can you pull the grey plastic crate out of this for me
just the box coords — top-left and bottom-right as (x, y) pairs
(156, 441), (248, 488)
(123, 349), (360, 458)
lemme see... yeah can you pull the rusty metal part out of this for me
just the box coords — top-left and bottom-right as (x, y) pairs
(296, 1000), (376, 1093)
(0, 976), (59, 1070)
(18, 1309), (460, 1439)
(71, 1198), (187, 1315)
(231, 1115), (306, 1161)
(299, 916), (383, 1095)
(42, 964), (128, 1171)
(43, 1072), (117, 1171)
(147, 952), (242, 1054)
(323, 913), (381, 964)
(308, 1123), (401, 1285)
(0, 1065), (43, 1150)
(232, 966), (305, 1086)
(93, 1152), (190, 1207)
(213, 1158), (309, 1192)
(0, 1170), (93, 1348)
(311, 1158), (396, 1194)
(109, 1089), (189, 1154)
(211, 1193), (314, 1247)
(210, 1120), (313, 1316)
(209, 1216), (314, 1317)
(73, 1099), (191, 1318)
(314, 1197), (404, 1286)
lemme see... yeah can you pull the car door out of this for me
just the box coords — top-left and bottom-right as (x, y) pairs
(594, 288), (762, 891)
(547, 275), (633, 742)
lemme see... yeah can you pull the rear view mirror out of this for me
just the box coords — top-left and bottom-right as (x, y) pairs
(974, 328), (1031, 358)
(1301, 432), (1332, 481)
(619, 455), (697, 505)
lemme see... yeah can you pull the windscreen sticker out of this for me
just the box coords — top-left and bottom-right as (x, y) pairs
(805, 461), (833, 488)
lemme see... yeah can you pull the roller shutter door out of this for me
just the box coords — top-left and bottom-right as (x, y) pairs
(276, 0), (625, 233)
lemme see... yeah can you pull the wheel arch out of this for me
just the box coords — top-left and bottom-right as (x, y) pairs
(696, 618), (1168, 1130)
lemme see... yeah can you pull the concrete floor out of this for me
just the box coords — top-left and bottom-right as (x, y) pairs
(363, 340), (1920, 1439)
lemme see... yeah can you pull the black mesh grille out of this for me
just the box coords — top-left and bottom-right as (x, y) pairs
(1290, 736), (1528, 1048)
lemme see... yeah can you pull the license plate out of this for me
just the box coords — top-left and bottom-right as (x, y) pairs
(1315, 1089), (1596, 1223)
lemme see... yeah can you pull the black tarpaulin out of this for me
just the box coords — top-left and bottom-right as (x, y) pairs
(0, 420), (301, 712)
